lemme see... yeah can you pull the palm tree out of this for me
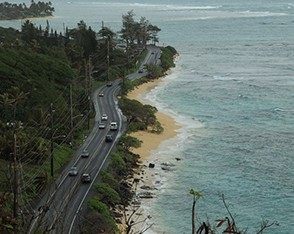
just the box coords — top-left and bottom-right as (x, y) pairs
(0, 93), (14, 120)
(190, 189), (203, 234)
(9, 86), (29, 122)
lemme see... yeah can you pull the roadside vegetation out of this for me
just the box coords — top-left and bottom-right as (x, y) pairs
(79, 32), (177, 234)
(0, 9), (162, 232)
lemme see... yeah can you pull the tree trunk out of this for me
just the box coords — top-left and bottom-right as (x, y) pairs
(192, 198), (196, 234)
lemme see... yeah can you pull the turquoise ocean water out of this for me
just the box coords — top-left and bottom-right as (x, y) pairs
(1, 1), (294, 233)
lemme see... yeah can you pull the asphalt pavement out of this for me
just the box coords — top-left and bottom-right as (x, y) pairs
(27, 45), (161, 234)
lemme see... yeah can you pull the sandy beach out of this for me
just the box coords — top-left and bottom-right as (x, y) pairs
(127, 78), (181, 160)
(120, 77), (182, 233)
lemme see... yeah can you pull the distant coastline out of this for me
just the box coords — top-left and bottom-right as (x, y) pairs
(0, 15), (54, 22)
(0, 1), (54, 21)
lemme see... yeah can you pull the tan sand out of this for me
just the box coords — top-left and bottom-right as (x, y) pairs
(0, 16), (54, 22)
(127, 78), (181, 160)
(119, 77), (182, 233)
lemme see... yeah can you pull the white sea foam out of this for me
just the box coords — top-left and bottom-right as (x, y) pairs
(212, 75), (244, 81)
(162, 10), (288, 22)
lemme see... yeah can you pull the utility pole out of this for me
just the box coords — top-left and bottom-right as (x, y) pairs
(88, 58), (93, 91)
(87, 58), (93, 130)
(107, 35), (110, 81)
(50, 103), (54, 177)
(13, 133), (19, 232)
(70, 85), (73, 146)
(87, 95), (90, 130)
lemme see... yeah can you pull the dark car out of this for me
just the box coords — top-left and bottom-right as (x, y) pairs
(105, 135), (113, 142)
(107, 82), (113, 87)
(81, 173), (91, 183)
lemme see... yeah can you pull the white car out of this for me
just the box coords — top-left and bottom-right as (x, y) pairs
(68, 167), (78, 176)
(98, 122), (106, 129)
(80, 149), (89, 158)
(110, 122), (118, 131)
(101, 114), (108, 121)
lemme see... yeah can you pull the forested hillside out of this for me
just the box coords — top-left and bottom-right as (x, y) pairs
(0, 47), (75, 121)
(0, 13), (164, 232)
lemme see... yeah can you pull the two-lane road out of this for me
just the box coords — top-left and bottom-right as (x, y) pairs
(28, 81), (123, 233)
(28, 46), (160, 233)
(127, 45), (161, 80)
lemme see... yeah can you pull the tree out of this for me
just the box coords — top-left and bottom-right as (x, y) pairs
(100, 171), (119, 190)
(121, 11), (161, 46)
(21, 20), (39, 44)
(0, 86), (29, 123)
(119, 135), (142, 151)
(190, 192), (278, 234)
(95, 183), (121, 207)
(108, 152), (126, 176)
(121, 10), (136, 46)
(190, 189), (203, 234)
(68, 20), (97, 59)
(138, 17), (149, 46)
(87, 196), (118, 233)
(148, 24), (161, 45)
(98, 26), (115, 39)
(0, 93), (14, 120)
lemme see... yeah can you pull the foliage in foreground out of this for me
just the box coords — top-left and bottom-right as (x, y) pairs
(190, 190), (279, 234)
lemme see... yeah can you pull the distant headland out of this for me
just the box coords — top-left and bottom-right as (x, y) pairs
(0, 1), (54, 20)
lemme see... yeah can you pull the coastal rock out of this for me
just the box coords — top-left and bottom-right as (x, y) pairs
(140, 185), (157, 190)
(161, 161), (176, 171)
(148, 163), (155, 168)
(133, 178), (140, 183)
(138, 192), (154, 199)
(161, 162), (175, 167)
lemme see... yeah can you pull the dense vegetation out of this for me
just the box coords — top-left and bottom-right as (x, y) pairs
(0, 10), (166, 233)
(78, 40), (177, 234)
(0, 8), (273, 234)
(0, 1), (54, 20)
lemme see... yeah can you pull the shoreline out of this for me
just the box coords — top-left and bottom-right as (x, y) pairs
(127, 77), (182, 160)
(0, 15), (54, 22)
(121, 76), (182, 233)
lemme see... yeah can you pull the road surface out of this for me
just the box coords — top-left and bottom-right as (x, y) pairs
(27, 45), (161, 234)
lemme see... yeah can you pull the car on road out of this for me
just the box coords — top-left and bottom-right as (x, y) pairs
(99, 93), (104, 97)
(105, 135), (113, 142)
(138, 68), (144, 73)
(80, 149), (89, 158)
(101, 114), (108, 121)
(98, 122), (106, 129)
(68, 166), (78, 176)
(81, 173), (91, 183)
(107, 82), (113, 87)
(110, 122), (118, 131)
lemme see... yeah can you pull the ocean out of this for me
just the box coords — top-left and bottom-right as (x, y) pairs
(1, 0), (294, 233)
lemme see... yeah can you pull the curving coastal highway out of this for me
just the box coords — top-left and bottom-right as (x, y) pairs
(27, 45), (161, 234)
